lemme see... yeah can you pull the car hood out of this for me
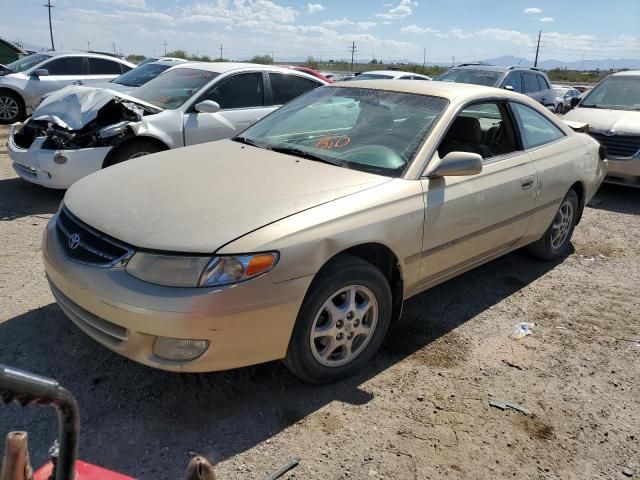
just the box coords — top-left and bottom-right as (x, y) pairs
(31, 85), (162, 130)
(64, 140), (391, 253)
(564, 107), (640, 135)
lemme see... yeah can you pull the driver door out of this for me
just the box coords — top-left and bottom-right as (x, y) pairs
(417, 101), (537, 285)
(183, 72), (273, 146)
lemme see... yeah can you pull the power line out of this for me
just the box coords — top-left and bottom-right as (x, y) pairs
(43, 0), (55, 50)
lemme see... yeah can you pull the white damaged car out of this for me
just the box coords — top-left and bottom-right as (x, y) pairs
(8, 62), (326, 188)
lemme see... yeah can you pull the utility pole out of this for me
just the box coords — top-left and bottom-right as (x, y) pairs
(112, 41), (117, 54)
(350, 41), (357, 72)
(162, 41), (167, 55)
(86, 40), (90, 51)
(220, 44), (223, 60)
(43, 0), (55, 50)
(423, 48), (426, 68)
(271, 51), (274, 63)
(534, 30), (542, 67)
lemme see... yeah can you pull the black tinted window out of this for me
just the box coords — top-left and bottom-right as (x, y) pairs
(523, 74), (539, 93)
(269, 73), (320, 105)
(504, 73), (523, 93)
(205, 72), (264, 109)
(44, 57), (85, 75)
(88, 58), (124, 75)
(537, 75), (550, 90)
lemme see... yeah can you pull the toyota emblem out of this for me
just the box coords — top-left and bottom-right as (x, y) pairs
(68, 233), (81, 250)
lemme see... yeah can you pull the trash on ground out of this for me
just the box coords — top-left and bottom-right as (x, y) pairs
(511, 322), (535, 339)
(261, 457), (301, 480)
(502, 359), (524, 370)
(622, 466), (635, 477)
(489, 399), (531, 415)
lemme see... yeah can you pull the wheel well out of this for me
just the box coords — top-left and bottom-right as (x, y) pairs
(333, 243), (404, 322)
(570, 181), (585, 224)
(102, 136), (168, 168)
(0, 88), (25, 108)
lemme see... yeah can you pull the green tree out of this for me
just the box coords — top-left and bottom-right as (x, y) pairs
(249, 54), (273, 65)
(304, 55), (319, 69)
(166, 49), (189, 60)
(126, 54), (146, 63)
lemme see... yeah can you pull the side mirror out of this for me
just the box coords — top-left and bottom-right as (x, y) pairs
(195, 100), (221, 113)
(32, 69), (49, 77)
(427, 151), (483, 178)
(504, 85), (514, 91)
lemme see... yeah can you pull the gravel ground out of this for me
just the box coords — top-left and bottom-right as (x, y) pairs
(1, 124), (639, 479)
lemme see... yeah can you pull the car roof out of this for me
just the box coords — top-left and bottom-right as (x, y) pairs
(331, 79), (535, 103)
(169, 62), (327, 79)
(31, 50), (133, 64)
(146, 59), (188, 66)
(360, 70), (420, 76)
(612, 70), (640, 77)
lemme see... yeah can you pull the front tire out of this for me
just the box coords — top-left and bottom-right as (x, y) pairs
(0, 90), (25, 124)
(103, 139), (163, 168)
(284, 254), (392, 384)
(527, 189), (579, 261)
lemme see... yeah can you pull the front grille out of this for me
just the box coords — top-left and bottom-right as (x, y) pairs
(12, 162), (38, 178)
(56, 207), (133, 267)
(590, 132), (640, 159)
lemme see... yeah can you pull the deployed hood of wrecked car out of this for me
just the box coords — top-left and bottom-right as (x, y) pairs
(31, 85), (162, 130)
(64, 139), (390, 253)
(564, 107), (640, 135)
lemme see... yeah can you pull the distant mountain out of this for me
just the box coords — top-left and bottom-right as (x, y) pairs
(482, 55), (640, 71)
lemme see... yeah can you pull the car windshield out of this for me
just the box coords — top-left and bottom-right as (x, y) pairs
(581, 76), (640, 111)
(235, 86), (448, 177)
(436, 69), (502, 87)
(131, 68), (219, 109)
(5, 53), (51, 73)
(112, 63), (172, 87)
(356, 73), (396, 80)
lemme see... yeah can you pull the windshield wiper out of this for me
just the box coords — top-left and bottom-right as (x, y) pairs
(232, 136), (264, 148)
(268, 145), (345, 167)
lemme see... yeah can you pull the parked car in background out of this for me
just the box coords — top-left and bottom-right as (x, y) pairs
(281, 65), (333, 83)
(553, 85), (582, 113)
(43, 80), (605, 383)
(137, 56), (186, 66)
(563, 70), (640, 187)
(0, 51), (135, 124)
(436, 64), (555, 111)
(354, 70), (432, 81)
(9, 62), (327, 188)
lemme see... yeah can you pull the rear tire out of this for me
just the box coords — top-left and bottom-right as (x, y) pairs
(0, 90), (25, 124)
(527, 189), (579, 261)
(103, 139), (163, 168)
(555, 103), (563, 114)
(284, 254), (392, 384)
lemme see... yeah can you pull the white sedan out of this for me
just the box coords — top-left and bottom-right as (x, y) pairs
(354, 70), (432, 81)
(8, 62), (326, 189)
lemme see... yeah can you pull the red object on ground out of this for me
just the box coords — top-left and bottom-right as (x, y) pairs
(33, 460), (136, 480)
(282, 65), (333, 83)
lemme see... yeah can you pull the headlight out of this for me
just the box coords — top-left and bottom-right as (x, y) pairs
(125, 252), (278, 288)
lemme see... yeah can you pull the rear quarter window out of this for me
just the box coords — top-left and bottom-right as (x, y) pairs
(510, 102), (565, 149)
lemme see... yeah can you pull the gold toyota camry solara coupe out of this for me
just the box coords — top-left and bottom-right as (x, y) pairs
(43, 81), (606, 383)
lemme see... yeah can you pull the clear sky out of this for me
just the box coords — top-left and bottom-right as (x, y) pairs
(2, 0), (639, 64)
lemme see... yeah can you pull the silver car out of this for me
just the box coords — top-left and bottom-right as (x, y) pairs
(81, 58), (187, 93)
(0, 51), (135, 124)
(8, 62), (327, 188)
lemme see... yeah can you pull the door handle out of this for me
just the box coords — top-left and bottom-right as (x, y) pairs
(521, 176), (534, 190)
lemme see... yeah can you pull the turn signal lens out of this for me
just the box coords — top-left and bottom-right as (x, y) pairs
(199, 253), (279, 287)
(153, 337), (210, 361)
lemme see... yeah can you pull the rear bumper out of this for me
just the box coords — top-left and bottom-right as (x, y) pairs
(8, 123), (111, 189)
(604, 157), (640, 187)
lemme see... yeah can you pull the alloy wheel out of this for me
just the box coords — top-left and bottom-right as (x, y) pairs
(550, 200), (574, 249)
(0, 96), (19, 121)
(310, 285), (379, 367)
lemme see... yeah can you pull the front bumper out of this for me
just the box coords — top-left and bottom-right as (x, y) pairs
(7, 123), (112, 189)
(604, 156), (640, 187)
(43, 217), (313, 372)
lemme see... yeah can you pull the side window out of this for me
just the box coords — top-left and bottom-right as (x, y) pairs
(504, 73), (523, 93)
(269, 73), (320, 105)
(203, 72), (264, 109)
(399, 75), (413, 80)
(523, 74), (539, 94)
(438, 102), (519, 161)
(43, 57), (85, 75)
(537, 75), (550, 91)
(88, 58), (123, 75)
(510, 102), (565, 149)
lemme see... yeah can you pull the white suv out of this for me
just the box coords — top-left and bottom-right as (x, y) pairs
(0, 51), (135, 124)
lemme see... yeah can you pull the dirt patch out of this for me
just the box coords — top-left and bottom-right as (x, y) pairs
(409, 331), (469, 368)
